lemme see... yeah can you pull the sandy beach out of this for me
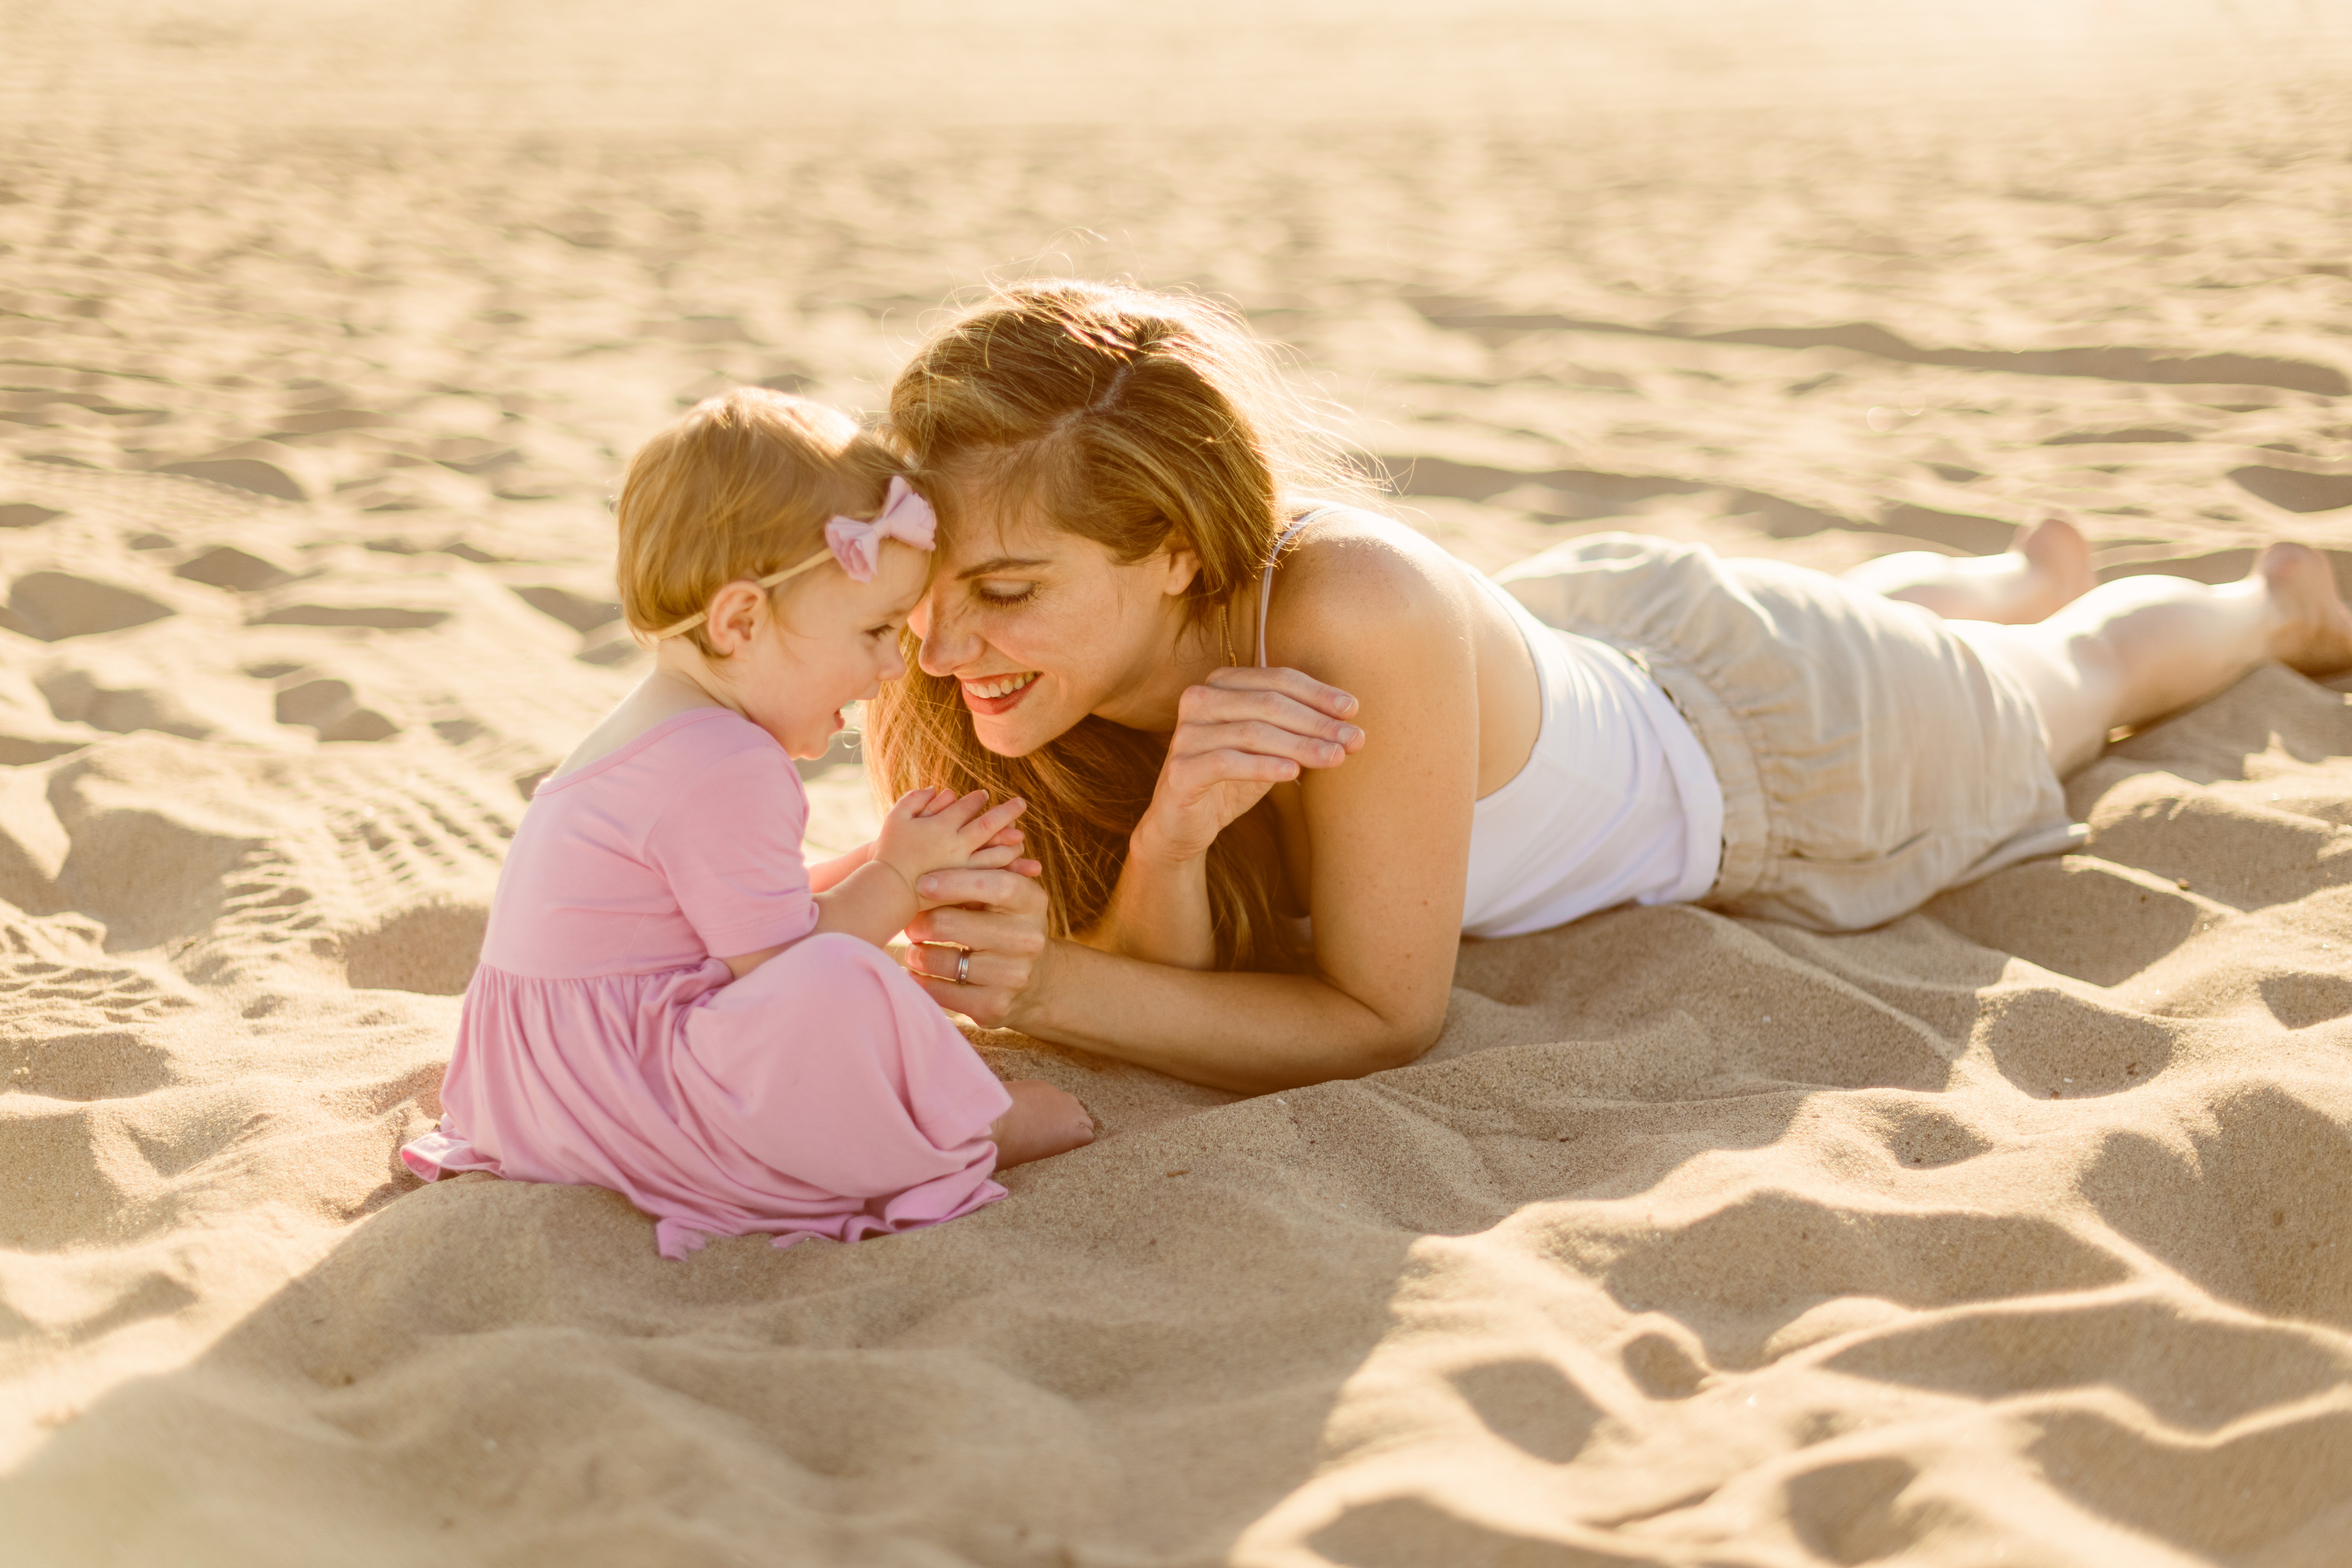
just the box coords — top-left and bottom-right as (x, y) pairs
(5, 2), (2352, 1563)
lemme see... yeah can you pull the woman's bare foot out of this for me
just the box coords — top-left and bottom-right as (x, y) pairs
(1844, 515), (2096, 624)
(2013, 516), (2100, 617)
(2255, 542), (2352, 676)
(989, 1079), (1096, 1168)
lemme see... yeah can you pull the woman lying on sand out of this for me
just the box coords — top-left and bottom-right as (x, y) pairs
(865, 281), (2352, 1096)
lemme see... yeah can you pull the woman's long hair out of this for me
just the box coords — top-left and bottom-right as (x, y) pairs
(865, 281), (1369, 971)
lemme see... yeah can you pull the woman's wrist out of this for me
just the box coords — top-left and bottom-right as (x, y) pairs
(1129, 816), (1209, 872)
(997, 935), (1067, 1034)
(1104, 824), (1219, 970)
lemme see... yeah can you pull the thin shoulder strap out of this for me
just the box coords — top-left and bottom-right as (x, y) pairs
(1256, 507), (1345, 667)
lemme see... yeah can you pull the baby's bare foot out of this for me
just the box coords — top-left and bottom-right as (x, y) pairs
(990, 1079), (1095, 1168)
(2257, 542), (2352, 676)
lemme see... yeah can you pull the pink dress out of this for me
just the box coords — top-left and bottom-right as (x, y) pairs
(400, 707), (1012, 1259)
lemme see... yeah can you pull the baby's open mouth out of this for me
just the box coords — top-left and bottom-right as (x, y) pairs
(964, 672), (1038, 701)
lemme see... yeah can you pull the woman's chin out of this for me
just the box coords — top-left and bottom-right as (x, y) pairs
(969, 706), (1057, 759)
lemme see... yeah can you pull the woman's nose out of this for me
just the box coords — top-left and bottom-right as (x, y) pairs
(911, 591), (975, 677)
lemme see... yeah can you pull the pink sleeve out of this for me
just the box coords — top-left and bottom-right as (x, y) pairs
(643, 741), (821, 958)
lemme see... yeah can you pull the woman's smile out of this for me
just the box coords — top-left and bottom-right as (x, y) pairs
(962, 671), (1040, 715)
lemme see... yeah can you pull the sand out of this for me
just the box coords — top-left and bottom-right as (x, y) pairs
(5, 3), (2352, 1563)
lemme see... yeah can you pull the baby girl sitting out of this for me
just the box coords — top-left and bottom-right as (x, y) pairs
(401, 388), (1094, 1257)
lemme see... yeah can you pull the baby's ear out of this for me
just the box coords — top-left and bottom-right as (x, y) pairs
(703, 580), (769, 654)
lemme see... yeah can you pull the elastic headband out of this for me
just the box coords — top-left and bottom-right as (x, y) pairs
(647, 476), (937, 642)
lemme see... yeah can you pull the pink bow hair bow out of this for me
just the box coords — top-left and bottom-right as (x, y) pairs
(824, 476), (937, 583)
(643, 476), (939, 641)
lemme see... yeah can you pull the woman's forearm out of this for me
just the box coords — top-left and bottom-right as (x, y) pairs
(1015, 939), (1439, 1095)
(1081, 832), (1218, 970)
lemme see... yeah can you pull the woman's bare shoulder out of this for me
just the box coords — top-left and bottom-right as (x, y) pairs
(1265, 507), (1477, 666)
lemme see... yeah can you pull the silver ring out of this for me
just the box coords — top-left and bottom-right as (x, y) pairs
(955, 949), (971, 985)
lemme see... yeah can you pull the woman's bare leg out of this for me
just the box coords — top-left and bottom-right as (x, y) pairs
(1949, 543), (2352, 776)
(1842, 516), (2098, 624)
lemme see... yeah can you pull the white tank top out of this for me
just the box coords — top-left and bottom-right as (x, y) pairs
(1260, 515), (1724, 938)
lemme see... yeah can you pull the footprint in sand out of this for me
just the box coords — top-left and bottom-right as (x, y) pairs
(272, 676), (399, 743)
(427, 437), (521, 476)
(2229, 466), (2352, 515)
(513, 585), (640, 665)
(576, 627), (646, 667)
(264, 407), (393, 439)
(248, 604), (449, 631)
(45, 743), (271, 952)
(2041, 426), (2196, 446)
(363, 537), (499, 561)
(0, 1103), (175, 1249)
(341, 901), (489, 995)
(0, 914), (193, 1099)
(153, 453), (307, 503)
(0, 733), (89, 767)
(3, 571), (175, 642)
(342, 483), (431, 513)
(2082, 1087), (2352, 1331)
(1446, 1357), (1603, 1462)
(173, 544), (294, 592)
(1, 1022), (180, 1101)
(36, 668), (214, 740)
(510, 585), (620, 634)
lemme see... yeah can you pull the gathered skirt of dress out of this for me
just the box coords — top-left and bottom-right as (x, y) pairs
(402, 933), (1013, 1260)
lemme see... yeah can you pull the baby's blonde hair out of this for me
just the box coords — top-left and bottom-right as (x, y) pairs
(616, 388), (907, 658)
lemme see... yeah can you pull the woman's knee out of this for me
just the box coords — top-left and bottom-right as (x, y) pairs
(1947, 621), (2116, 777)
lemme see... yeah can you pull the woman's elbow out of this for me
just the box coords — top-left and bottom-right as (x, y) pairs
(1353, 1002), (1448, 1076)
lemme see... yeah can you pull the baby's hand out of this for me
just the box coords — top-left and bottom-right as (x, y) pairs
(876, 788), (1029, 906)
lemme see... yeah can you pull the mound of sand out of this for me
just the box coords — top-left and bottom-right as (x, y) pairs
(6, 2), (2352, 1563)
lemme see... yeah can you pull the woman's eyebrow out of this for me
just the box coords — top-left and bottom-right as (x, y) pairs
(957, 556), (1052, 579)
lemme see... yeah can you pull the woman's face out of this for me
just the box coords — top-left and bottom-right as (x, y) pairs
(909, 495), (1203, 756)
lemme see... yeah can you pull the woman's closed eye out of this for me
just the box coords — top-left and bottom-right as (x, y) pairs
(975, 580), (1039, 607)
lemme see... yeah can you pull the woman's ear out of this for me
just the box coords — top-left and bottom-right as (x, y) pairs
(1161, 543), (1203, 599)
(703, 580), (768, 657)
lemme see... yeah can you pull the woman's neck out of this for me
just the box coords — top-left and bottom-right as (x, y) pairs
(1093, 598), (1245, 736)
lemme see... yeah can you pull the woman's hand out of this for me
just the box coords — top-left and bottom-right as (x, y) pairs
(1135, 666), (1364, 866)
(901, 865), (1050, 1029)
